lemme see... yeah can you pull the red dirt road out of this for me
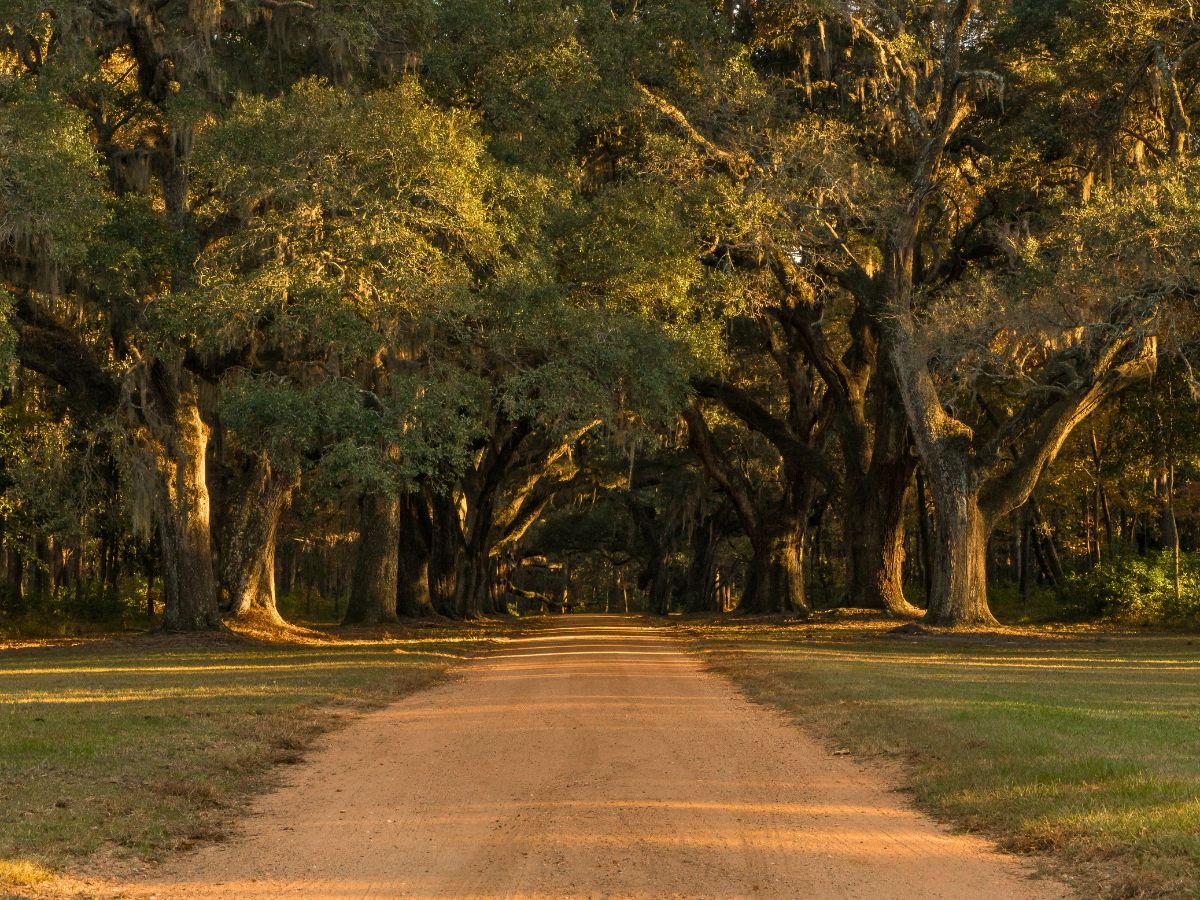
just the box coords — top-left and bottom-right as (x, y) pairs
(130, 615), (1065, 898)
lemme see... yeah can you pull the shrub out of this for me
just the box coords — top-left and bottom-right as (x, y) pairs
(1063, 552), (1200, 625)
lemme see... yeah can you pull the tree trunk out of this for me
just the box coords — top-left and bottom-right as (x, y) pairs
(645, 548), (673, 616)
(453, 543), (490, 619)
(343, 493), (401, 625)
(915, 469), (933, 605)
(922, 462), (996, 626)
(843, 463), (920, 617)
(32, 536), (51, 597)
(220, 458), (296, 626)
(397, 493), (436, 618)
(684, 517), (720, 612)
(740, 519), (809, 616)
(1018, 506), (1031, 604)
(428, 493), (460, 617)
(146, 384), (222, 631)
(2, 531), (23, 603)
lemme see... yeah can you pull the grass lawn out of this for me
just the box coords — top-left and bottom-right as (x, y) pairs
(0, 623), (507, 893)
(673, 616), (1200, 900)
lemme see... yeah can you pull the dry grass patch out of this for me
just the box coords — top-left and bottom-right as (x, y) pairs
(0, 860), (53, 887)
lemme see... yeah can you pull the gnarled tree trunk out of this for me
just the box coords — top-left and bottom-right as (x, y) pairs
(220, 457), (297, 626)
(683, 515), (721, 612)
(453, 542), (491, 619)
(428, 492), (461, 617)
(143, 376), (222, 631)
(843, 460), (920, 616)
(741, 517), (809, 616)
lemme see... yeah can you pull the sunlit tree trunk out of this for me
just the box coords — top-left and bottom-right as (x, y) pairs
(220, 457), (296, 626)
(921, 459), (995, 626)
(141, 373), (222, 631)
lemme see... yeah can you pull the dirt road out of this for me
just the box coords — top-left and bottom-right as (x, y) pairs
(131, 616), (1064, 898)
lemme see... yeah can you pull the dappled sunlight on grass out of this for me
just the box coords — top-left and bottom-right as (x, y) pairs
(676, 620), (1200, 898)
(0, 624), (504, 888)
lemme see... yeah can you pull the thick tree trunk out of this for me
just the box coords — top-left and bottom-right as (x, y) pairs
(843, 462), (920, 617)
(915, 470), (934, 604)
(740, 520), (809, 616)
(147, 386), (222, 631)
(922, 462), (996, 626)
(220, 458), (296, 626)
(428, 493), (461, 617)
(453, 544), (491, 619)
(343, 493), (401, 625)
(645, 548), (673, 616)
(397, 493), (436, 618)
(683, 517), (720, 612)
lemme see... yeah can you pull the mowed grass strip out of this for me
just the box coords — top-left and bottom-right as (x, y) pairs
(677, 619), (1200, 900)
(0, 625), (506, 888)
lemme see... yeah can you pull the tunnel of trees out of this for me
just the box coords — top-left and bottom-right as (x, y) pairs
(1, 0), (1198, 631)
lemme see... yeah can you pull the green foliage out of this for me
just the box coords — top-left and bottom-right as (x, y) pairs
(174, 78), (496, 357)
(0, 80), (109, 269)
(422, 0), (616, 168)
(1063, 553), (1200, 625)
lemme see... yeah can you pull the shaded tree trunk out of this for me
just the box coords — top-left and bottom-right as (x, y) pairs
(915, 469), (934, 605)
(32, 536), (51, 597)
(645, 548), (673, 616)
(397, 492), (436, 618)
(843, 458), (919, 616)
(453, 541), (491, 619)
(428, 492), (460, 617)
(837, 361), (921, 617)
(343, 493), (401, 625)
(684, 516), (720, 612)
(741, 515), (809, 615)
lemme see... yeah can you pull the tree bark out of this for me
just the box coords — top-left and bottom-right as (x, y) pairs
(343, 493), (401, 625)
(397, 493), (436, 618)
(453, 542), (491, 619)
(143, 375), (222, 631)
(219, 457), (296, 626)
(922, 460), (996, 626)
(740, 517), (810, 615)
(843, 459), (920, 616)
(683, 516), (720, 612)
(428, 492), (461, 617)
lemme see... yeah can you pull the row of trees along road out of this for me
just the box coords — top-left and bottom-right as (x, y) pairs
(1, 0), (1198, 629)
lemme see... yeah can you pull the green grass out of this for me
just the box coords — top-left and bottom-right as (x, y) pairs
(0, 625), (505, 889)
(673, 618), (1200, 899)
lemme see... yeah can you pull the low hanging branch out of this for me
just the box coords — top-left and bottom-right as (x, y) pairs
(634, 82), (752, 178)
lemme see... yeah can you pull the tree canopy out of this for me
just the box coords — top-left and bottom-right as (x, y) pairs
(1, 0), (1198, 630)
